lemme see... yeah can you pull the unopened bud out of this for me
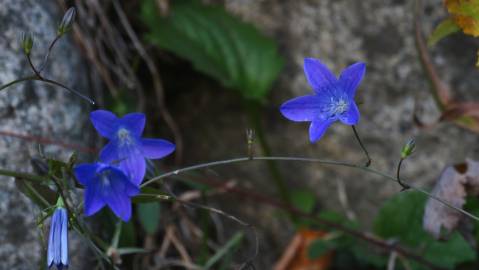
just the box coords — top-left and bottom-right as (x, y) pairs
(401, 138), (416, 159)
(246, 129), (255, 160)
(21, 32), (34, 55)
(57, 7), (76, 36)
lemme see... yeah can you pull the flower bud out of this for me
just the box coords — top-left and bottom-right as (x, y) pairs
(57, 7), (76, 36)
(21, 32), (34, 55)
(47, 206), (68, 269)
(401, 138), (416, 159)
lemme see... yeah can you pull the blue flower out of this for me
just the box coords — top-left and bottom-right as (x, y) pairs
(280, 58), (366, 142)
(74, 163), (140, 221)
(47, 207), (68, 270)
(90, 110), (176, 185)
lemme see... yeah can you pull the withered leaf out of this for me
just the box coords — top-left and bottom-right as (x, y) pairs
(423, 159), (479, 238)
(445, 0), (479, 37)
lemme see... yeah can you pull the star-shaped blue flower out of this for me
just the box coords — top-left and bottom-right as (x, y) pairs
(90, 110), (176, 185)
(74, 163), (140, 221)
(280, 58), (366, 142)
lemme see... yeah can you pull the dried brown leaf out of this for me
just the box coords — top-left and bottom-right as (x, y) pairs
(423, 159), (479, 239)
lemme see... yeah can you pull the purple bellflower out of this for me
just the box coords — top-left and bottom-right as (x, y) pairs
(90, 110), (176, 185)
(280, 58), (366, 142)
(74, 163), (140, 221)
(47, 207), (68, 270)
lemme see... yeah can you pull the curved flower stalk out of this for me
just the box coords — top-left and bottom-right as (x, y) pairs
(47, 206), (68, 270)
(74, 163), (140, 221)
(90, 110), (176, 185)
(280, 58), (366, 142)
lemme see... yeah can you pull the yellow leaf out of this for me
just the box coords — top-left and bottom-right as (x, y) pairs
(445, 0), (479, 37)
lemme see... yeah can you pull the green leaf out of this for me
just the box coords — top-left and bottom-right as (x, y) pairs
(428, 19), (460, 47)
(308, 239), (334, 259)
(291, 189), (316, 214)
(119, 220), (137, 247)
(137, 202), (161, 234)
(141, 0), (284, 100)
(15, 179), (56, 208)
(203, 232), (243, 269)
(117, 247), (149, 255)
(374, 191), (475, 269)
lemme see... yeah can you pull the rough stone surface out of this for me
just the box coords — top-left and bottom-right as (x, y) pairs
(168, 0), (479, 267)
(0, 0), (91, 269)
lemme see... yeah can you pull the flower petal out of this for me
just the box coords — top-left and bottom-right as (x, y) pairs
(339, 62), (366, 98)
(280, 95), (323, 122)
(119, 113), (145, 137)
(90, 110), (119, 139)
(339, 102), (360, 125)
(309, 118), (333, 142)
(99, 141), (120, 164)
(119, 155), (146, 186)
(84, 183), (106, 216)
(73, 163), (100, 186)
(60, 209), (68, 266)
(141, 138), (176, 159)
(304, 58), (337, 93)
(103, 170), (136, 221)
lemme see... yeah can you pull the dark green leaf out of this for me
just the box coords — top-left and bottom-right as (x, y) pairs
(137, 202), (161, 234)
(291, 189), (316, 214)
(141, 0), (284, 100)
(374, 191), (475, 269)
(119, 220), (136, 247)
(308, 239), (334, 259)
(15, 178), (56, 208)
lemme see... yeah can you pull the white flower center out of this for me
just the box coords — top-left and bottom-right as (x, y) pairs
(101, 175), (111, 187)
(117, 128), (133, 146)
(330, 98), (348, 116)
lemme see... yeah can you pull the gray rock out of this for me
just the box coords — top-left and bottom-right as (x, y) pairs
(0, 0), (91, 269)
(172, 0), (479, 267)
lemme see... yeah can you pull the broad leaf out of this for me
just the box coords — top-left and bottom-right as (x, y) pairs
(141, 0), (284, 100)
(374, 191), (475, 269)
(137, 202), (161, 234)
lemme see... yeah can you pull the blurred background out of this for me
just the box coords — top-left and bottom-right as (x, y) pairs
(1, 0), (479, 269)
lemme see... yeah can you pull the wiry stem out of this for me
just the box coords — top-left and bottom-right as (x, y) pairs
(141, 156), (479, 223)
(0, 75), (95, 104)
(352, 125), (372, 167)
(396, 158), (410, 191)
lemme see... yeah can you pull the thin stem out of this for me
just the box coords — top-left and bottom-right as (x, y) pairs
(0, 75), (95, 104)
(39, 78), (95, 104)
(396, 158), (410, 191)
(352, 125), (372, 167)
(0, 76), (37, 91)
(0, 168), (48, 182)
(38, 35), (61, 72)
(245, 101), (291, 208)
(140, 193), (259, 268)
(141, 156), (479, 223)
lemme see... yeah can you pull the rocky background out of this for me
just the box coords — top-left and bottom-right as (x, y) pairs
(0, 0), (91, 269)
(1, 0), (479, 269)
(170, 0), (479, 267)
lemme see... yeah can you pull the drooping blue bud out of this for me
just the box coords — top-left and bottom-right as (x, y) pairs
(47, 204), (68, 269)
